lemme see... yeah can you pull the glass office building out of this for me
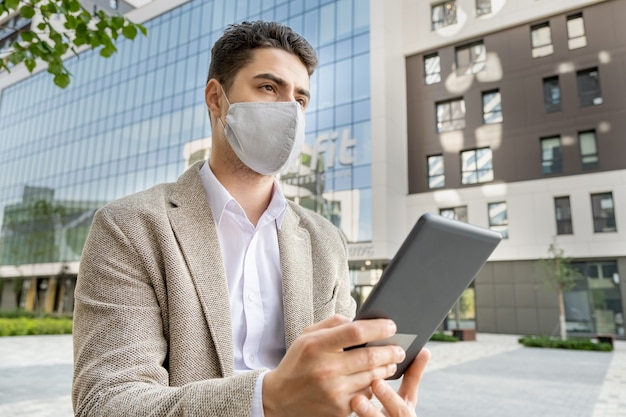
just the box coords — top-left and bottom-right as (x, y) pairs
(0, 0), (371, 312)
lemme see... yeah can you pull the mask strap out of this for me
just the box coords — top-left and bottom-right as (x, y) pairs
(220, 85), (231, 106)
(217, 84), (231, 129)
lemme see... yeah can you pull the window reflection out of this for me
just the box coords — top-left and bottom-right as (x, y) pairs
(0, 0), (375, 286)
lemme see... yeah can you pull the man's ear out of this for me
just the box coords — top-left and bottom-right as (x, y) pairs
(205, 79), (223, 121)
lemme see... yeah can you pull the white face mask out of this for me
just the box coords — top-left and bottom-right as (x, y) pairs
(219, 90), (306, 175)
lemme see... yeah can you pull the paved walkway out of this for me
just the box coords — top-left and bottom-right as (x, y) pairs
(0, 333), (624, 416)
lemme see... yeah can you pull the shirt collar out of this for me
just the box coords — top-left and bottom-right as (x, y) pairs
(199, 160), (288, 229)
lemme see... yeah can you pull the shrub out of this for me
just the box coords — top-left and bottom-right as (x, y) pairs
(518, 335), (612, 352)
(0, 316), (73, 337)
(430, 332), (459, 342)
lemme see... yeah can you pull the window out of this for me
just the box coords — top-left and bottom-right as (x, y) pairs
(436, 98), (465, 133)
(440, 206), (468, 222)
(591, 193), (616, 232)
(567, 13), (587, 50)
(456, 41), (486, 75)
(428, 154), (445, 189)
(579, 130), (599, 169)
(543, 76), (561, 112)
(531, 22), (553, 58)
(431, 1), (457, 30)
(424, 53), (441, 85)
(541, 136), (562, 174)
(554, 196), (573, 235)
(488, 202), (508, 238)
(476, 0), (492, 16)
(482, 89), (502, 124)
(461, 147), (493, 185)
(577, 68), (603, 107)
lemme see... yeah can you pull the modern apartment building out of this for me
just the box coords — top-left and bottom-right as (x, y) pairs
(0, 0), (624, 339)
(400, 0), (625, 338)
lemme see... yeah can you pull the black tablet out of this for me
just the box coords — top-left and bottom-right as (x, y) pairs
(353, 212), (502, 379)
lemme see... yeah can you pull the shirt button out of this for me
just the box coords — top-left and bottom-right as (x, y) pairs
(248, 292), (256, 302)
(248, 354), (255, 364)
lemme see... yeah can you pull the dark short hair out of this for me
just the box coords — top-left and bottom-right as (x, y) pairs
(207, 21), (318, 91)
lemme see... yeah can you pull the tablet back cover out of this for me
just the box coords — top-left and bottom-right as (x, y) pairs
(355, 212), (502, 379)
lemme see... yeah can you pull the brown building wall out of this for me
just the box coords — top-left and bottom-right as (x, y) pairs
(406, 0), (626, 194)
(476, 258), (626, 337)
(475, 260), (561, 336)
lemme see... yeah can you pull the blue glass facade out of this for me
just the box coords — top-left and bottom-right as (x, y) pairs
(0, 0), (371, 270)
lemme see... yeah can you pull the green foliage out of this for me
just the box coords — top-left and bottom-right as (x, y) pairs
(430, 332), (459, 342)
(537, 237), (582, 294)
(0, 0), (147, 88)
(0, 316), (73, 336)
(518, 336), (613, 352)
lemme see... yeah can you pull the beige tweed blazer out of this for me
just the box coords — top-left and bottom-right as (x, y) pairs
(72, 162), (356, 416)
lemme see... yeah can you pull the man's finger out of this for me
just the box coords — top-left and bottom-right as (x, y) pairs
(397, 348), (431, 404)
(305, 318), (397, 352)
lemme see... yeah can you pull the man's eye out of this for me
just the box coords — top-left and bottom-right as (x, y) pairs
(297, 98), (307, 108)
(261, 85), (275, 92)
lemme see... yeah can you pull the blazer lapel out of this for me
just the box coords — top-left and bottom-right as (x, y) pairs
(167, 163), (234, 376)
(278, 207), (314, 349)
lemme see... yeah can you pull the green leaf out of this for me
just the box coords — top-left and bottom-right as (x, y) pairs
(138, 24), (147, 36)
(73, 37), (87, 47)
(38, 22), (47, 31)
(122, 24), (138, 40)
(111, 16), (125, 30)
(36, 42), (52, 54)
(19, 5), (36, 19)
(67, 0), (81, 13)
(20, 31), (36, 42)
(5, 0), (20, 11)
(8, 51), (24, 65)
(75, 22), (88, 37)
(24, 58), (37, 72)
(43, 2), (58, 14)
(100, 45), (117, 58)
(48, 62), (63, 75)
(89, 37), (102, 48)
(64, 15), (77, 30)
(79, 11), (91, 23)
(53, 73), (71, 89)
(55, 43), (69, 55)
(96, 20), (108, 32)
(50, 32), (63, 46)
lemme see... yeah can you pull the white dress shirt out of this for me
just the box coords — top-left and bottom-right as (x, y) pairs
(200, 161), (286, 416)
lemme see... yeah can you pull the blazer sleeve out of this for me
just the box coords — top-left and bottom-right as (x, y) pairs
(335, 230), (357, 319)
(72, 206), (261, 417)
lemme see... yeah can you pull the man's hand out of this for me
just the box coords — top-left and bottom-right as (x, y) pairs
(350, 348), (431, 417)
(262, 315), (407, 417)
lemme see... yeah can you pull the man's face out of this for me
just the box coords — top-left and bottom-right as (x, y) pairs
(206, 47), (311, 175)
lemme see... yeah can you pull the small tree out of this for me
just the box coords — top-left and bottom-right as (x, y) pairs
(0, 0), (146, 88)
(537, 237), (581, 340)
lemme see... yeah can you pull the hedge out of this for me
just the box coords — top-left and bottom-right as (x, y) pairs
(518, 335), (613, 352)
(429, 332), (459, 342)
(0, 316), (73, 336)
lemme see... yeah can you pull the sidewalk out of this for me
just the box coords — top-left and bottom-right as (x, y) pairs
(0, 333), (623, 416)
(415, 334), (626, 417)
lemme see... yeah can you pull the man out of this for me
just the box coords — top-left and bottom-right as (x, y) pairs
(72, 21), (430, 416)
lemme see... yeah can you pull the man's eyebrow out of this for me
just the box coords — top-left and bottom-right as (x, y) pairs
(253, 73), (310, 99)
